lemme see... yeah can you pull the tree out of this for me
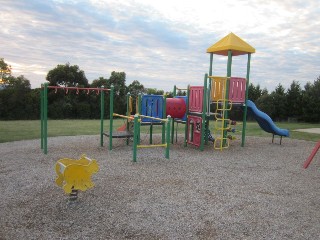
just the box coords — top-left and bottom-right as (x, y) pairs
(0, 75), (37, 119)
(271, 84), (287, 121)
(286, 80), (303, 120)
(256, 94), (275, 118)
(177, 89), (186, 96)
(90, 77), (109, 118)
(6, 75), (31, 89)
(46, 63), (88, 87)
(91, 77), (108, 88)
(302, 76), (320, 122)
(145, 88), (164, 95)
(261, 88), (268, 96)
(0, 58), (12, 84)
(248, 83), (262, 102)
(101, 72), (127, 116)
(127, 80), (145, 99)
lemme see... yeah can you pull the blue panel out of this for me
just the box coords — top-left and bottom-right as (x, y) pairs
(141, 95), (164, 122)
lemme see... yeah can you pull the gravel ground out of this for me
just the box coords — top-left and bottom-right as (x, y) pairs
(1, 135), (320, 240)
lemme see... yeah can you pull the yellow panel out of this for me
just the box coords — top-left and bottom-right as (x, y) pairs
(210, 77), (227, 102)
(207, 32), (255, 56)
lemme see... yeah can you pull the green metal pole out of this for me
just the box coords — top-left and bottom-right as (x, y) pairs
(165, 116), (172, 159)
(40, 84), (44, 150)
(138, 94), (142, 114)
(205, 79), (209, 146)
(208, 53), (214, 145)
(138, 94), (142, 143)
(209, 53), (213, 76)
(184, 85), (190, 147)
(150, 123), (153, 144)
(171, 87), (176, 144)
(100, 86), (105, 147)
(126, 92), (130, 145)
(200, 74), (208, 151)
(242, 53), (251, 147)
(133, 114), (139, 162)
(162, 95), (166, 144)
(109, 85), (114, 150)
(43, 83), (48, 154)
(223, 50), (232, 146)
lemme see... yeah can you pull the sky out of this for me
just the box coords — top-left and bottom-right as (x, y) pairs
(2, 0), (320, 92)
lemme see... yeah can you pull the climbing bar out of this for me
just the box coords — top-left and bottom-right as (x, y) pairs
(47, 86), (111, 91)
(208, 76), (231, 79)
(113, 113), (135, 120)
(176, 87), (188, 91)
(137, 143), (167, 148)
(138, 114), (168, 122)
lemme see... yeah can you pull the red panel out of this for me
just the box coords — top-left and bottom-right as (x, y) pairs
(187, 116), (202, 147)
(229, 77), (246, 103)
(189, 86), (204, 112)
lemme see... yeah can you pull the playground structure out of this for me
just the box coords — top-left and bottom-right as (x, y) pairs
(170, 32), (289, 150)
(41, 32), (290, 158)
(88, 33), (258, 156)
(55, 154), (99, 200)
(167, 33), (254, 151)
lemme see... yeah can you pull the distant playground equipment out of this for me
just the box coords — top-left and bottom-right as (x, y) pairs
(303, 141), (320, 169)
(55, 154), (99, 200)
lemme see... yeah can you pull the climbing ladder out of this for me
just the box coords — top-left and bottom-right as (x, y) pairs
(210, 77), (233, 150)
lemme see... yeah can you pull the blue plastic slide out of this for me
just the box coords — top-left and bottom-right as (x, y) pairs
(246, 100), (289, 137)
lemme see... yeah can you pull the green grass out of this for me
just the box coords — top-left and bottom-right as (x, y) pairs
(0, 120), (319, 143)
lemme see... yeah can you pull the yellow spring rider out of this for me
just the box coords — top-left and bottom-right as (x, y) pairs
(55, 154), (99, 198)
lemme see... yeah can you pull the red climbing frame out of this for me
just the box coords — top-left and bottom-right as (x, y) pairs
(303, 141), (320, 168)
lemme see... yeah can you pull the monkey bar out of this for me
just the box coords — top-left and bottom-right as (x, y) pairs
(40, 83), (113, 154)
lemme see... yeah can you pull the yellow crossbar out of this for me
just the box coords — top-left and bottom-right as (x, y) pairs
(137, 143), (167, 148)
(138, 114), (168, 122)
(113, 113), (134, 120)
(176, 87), (188, 91)
(208, 76), (230, 79)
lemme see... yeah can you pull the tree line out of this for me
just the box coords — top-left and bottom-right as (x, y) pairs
(0, 59), (319, 122)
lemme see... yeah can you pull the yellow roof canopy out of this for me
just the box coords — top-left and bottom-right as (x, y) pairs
(207, 32), (255, 56)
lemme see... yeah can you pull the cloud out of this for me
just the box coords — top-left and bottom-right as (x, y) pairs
(1, 0), (319, 93)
